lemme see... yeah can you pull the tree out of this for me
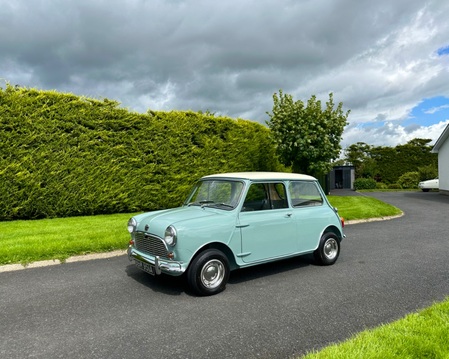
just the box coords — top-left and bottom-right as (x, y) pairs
(344, 142), (377, 179)
(371, 139), (437, 183)
(267, 90), (349, 176)
(343, 138), (438, 184)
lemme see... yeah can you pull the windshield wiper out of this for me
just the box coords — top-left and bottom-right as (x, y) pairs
(188, 201), (234, 209)
(202, 202), (234, 209)
(187, 200), (215, 207)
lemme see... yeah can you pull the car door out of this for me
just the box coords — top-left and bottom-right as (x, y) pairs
(238, 182), (297, 263)
(289, 180), (328, 252)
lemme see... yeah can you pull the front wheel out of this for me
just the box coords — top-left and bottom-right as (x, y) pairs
(187, 249), (230, 296)
(314, 232), (340, 265)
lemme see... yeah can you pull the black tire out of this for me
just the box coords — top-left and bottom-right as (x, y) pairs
(422, 189), (429, 192)
(187, 249), (230, 296)
(314, 232), (340, 265)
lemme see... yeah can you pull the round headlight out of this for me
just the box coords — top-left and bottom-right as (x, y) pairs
(164, 225), (177, 247)
(127, 218), (137, 233)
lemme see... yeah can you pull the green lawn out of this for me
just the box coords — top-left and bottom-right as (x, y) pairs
(302, 297), (449, 358)
(0, 213), (134, 265)
(327, 195), (402, 221)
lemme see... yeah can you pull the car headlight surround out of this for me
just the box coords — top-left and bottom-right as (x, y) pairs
(127, 218), (137, 234)
(164, 225), (177, 247)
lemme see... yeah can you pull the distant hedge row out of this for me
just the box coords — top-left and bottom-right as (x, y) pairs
(0, 85), (282, 220)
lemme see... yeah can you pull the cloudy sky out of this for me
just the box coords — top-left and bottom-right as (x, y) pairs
(1, 0), (449, 149)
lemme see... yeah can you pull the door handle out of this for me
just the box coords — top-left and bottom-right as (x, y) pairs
(285, 213), (292, 218)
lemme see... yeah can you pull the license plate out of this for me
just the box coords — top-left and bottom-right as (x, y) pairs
(134, 259), (155, 275)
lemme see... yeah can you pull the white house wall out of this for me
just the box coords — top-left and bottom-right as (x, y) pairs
(438, 137), (449, 193)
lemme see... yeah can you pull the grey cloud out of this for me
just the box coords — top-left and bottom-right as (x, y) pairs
(404, 124), (421, 133)
(1, 0), (448, 146)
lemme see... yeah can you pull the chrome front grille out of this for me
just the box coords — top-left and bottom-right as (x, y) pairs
(134, 232), (169, 259)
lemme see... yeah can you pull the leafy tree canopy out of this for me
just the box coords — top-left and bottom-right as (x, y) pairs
(267, 90), (349, 176)
(345, 142), (377, 179)
(343, 138), (437, 183)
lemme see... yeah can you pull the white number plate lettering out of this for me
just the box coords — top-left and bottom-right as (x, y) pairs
(135, 259), (155, 275)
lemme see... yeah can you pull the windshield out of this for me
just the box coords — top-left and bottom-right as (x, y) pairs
(185, 180), (244, 210)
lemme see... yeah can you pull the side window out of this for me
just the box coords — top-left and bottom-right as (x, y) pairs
(270, 183), (288, 209)
(242, 183), (288, 211)
(289, 181), (323, 207)
(242, 183), (268, 211)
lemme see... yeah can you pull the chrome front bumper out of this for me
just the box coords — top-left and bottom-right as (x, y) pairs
(127, 246), (185, 276)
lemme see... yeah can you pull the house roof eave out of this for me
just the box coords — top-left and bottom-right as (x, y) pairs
(432, 123), (449, 153)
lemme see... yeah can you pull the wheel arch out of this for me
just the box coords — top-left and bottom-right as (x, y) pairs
(323, 225), (343, 241)
(190, 242), (238, 271)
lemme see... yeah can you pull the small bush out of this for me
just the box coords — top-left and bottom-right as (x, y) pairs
(376, 182), (388, 189)
(354, 178), (377, 190)
(397, 171), (420, 189)
(388, 183), (402, 189)
(418, 165), (438, 181)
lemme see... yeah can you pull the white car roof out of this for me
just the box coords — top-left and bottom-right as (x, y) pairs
(202, 172), (317, 181)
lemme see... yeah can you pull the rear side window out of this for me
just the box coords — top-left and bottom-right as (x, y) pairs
(289, 181), (323, 207)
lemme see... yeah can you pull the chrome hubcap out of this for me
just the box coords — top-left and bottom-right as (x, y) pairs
(200, 259), (225, 289)
(324, 238), (338, 260)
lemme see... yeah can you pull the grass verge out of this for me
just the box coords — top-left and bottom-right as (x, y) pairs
(0, 213), (134, 265)
(328, 196), (402, 221)
(301, 297), (449, 358)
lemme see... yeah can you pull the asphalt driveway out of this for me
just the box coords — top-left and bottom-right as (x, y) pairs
(1, 191), (448, 358)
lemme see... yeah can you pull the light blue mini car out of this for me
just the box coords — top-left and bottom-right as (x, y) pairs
(127, 172), (345, 296)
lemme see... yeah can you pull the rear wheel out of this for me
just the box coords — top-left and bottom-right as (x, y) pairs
(314, 232), (340, 265)
(187, 249), (230, 296)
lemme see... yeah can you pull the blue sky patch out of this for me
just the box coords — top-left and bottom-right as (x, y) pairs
(404, 96), (449, 127)
(437, 45), (449, 56)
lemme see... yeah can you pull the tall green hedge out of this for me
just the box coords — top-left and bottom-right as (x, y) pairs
(0, 85), (281, 220)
